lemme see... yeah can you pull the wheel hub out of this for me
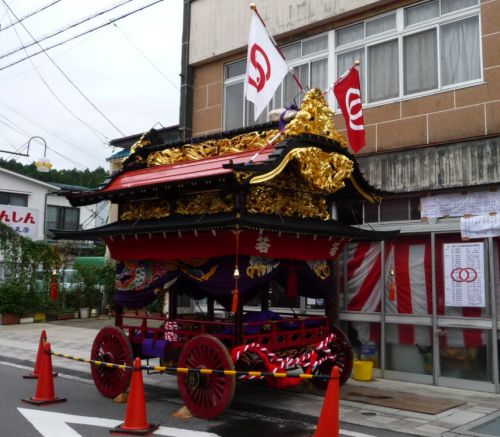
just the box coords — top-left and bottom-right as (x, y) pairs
(186, 370), (201, 389)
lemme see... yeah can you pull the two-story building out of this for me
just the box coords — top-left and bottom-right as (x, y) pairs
(178, 0), (500, 393)
(0, 167), (108, 279)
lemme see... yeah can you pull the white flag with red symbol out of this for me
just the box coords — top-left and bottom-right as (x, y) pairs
(333, 66), (366, 153)
(245, 11), (289, 121)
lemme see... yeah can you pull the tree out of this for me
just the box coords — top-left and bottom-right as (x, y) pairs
(0, 158), (108, 188)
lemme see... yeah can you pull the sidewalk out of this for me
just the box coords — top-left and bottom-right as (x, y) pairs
(1, 318), (499, 437)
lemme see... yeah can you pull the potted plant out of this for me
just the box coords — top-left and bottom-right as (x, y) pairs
(0, 280), (27, 325)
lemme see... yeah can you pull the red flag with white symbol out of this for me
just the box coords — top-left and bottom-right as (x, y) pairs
(333, 66), (366, 153)
(245, 11), (289, 121)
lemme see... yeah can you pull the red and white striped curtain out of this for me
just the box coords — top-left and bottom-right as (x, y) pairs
(344, 237), (498, 348)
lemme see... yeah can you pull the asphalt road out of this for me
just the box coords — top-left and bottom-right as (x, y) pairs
(1, 359), (408, 437)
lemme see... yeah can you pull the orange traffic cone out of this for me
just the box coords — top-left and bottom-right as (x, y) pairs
(313, 366), (340, 437)
(23, 330), (58, 379)
(111, 357), (158, 435)
(22, 342), (66, 406)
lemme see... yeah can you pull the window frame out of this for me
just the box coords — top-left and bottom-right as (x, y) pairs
(0, 191), (29, 207)
(223, 33), (330, 130)
(333, 0), (482, 107)
(46, 205), (80, 234)
(222, 0), (482, 130)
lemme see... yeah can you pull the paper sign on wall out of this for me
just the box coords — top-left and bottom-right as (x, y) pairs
(443, 242), (485, 307)
(461, 214), (500, 239)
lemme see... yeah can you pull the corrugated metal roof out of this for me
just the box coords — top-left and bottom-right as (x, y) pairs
(357, 136), (500, 193)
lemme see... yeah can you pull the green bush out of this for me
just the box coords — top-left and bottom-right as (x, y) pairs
(0, 280), (28, 315)
(73, 260), (115, 310)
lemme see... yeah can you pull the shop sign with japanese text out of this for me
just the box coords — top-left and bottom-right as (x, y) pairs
(0, 205), (39, 239)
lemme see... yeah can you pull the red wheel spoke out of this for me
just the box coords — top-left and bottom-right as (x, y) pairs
(177, 335), (235, 419)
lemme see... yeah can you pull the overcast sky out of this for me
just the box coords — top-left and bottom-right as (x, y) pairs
(0, 0), (182, 171)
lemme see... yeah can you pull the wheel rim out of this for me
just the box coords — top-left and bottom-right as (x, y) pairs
(91, 326), (133, 398)
(178, 335), (235, 419)
(312, 326), (353, 389)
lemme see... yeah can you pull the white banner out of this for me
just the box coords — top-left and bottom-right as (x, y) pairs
(245, 11), (289, 121)
(420, 191), (500, 218)
(461, 214), (500, 239)
(444, 243), (485, 307)
(0, 205), (39, 239)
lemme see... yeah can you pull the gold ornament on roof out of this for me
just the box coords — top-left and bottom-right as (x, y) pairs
(146, 130), (279, 167)
(250, 146), (353, 194)
(245, 170), (331, 220)
(284, 88), (347, 146)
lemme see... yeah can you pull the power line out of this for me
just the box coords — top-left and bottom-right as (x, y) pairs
(113, 22), (179, 91)
(0, 111), (31, 136)
(0, 0), (164, 74)
(45, 143), (88, 170)
(0, 99), (109, 160)
(0, 0), (14, 27)
(0, 0), (137, 61)
(9, 19), (109, 143)
(1, 0), (126, 136)
(0, 0), (62, 34)
(0, 32), (96, 82)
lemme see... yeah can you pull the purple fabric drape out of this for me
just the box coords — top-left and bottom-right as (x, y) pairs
(114, 256), (333, 308)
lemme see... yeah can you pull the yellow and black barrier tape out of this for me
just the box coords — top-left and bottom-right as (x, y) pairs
(50, 350), (338, 380)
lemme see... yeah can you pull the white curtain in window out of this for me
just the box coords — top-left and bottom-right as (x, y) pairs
(283, 65), (307, 108)
(368, 39), (399, 102)
(336, 23), (364, 47)
(302, 35), (328, 56)
(366, 13), (396, 37)
(337, 49), (365, 100)
(441, 0), (478, 14)
(246, 101), (267, 126)
(404, 29), (438, 94)
(224, 82), (244, 130)
(441, 16), (481, 86)
(281, 43), (301, 60)
(405, 0), (439, 26)
(311, 58), (328, 92)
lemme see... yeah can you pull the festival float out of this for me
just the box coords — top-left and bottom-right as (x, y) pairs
(55, 89), (397, 418)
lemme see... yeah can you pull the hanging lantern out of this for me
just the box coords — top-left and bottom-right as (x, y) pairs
(35, 157), (53, 172)
(27, 137), (52, 172)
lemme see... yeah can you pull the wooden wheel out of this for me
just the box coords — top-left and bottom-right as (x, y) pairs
(177, 335), (235, 419)
(91, 326), (133, 399)
(311, 325), (353, 389)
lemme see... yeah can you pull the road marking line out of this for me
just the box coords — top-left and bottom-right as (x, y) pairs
(340, 430), (376, 437)
(18, 408), (221, 437)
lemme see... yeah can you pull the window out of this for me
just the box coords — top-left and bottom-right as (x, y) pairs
(223, 1), (481, 129)
(335, 0), (481, 103)
(0, 191), (28, 206)
(363, 198), (421, 223)
(223, 34), (328, 130)
(46, 205), (79, 235)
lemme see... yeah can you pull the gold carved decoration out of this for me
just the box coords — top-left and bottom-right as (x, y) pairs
(306, 260), (331, 280)
(246, 170), (330, 220)
(284, 88), (347, 146)
(120, 199), (170, 221)
(175, 191), (235, 215)
(246, 257), (280, 279)
(250, 147), (353, 194)
(146, 130), (279, 167)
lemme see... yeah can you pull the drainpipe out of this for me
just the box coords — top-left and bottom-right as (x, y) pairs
(179, 0), (194, 141)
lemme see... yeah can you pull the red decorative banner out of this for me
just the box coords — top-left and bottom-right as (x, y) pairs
(105, 230), (349, 261)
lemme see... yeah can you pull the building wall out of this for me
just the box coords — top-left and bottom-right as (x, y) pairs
(191, 0), (500, 155)
(0, 169), (56, 241)
(189, 0), (395, 65)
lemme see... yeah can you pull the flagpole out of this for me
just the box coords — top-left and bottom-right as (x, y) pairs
(249, 3), (304, 92)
